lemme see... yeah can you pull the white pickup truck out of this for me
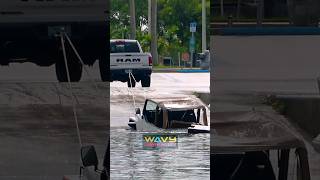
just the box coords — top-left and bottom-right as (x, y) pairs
(110, 39), (152, 87)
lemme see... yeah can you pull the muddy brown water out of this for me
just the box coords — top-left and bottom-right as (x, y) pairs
(0, 82), (109, 179)
(110, 128), (210, 180)
(110, 87), (210, 179)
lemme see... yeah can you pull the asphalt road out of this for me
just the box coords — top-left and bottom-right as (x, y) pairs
(211, 35), (320, 179)
(0, 63), (109, 180)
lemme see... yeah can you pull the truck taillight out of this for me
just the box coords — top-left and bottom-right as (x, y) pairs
(148, 56), (153, 66)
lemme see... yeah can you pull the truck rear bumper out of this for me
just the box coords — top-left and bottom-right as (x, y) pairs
(111, 68), (152, 82)
(0, 21), (106, 40)
(0, 21), (107, 66)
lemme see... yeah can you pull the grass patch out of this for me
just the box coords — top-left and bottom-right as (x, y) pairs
(153, 65), (181, 69)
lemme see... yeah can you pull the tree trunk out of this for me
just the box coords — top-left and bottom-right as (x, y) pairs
(148, 0), (151, 34)
(236, 0), (241, 20)
(257, 0), (264, 26)
(220, 0), (224, 17)
(151, 0), (158, 65)
(129, 0), (136, 39)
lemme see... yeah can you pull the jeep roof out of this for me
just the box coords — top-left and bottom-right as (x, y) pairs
(212, 111), (307, 153)
(146, 97), (206, 111)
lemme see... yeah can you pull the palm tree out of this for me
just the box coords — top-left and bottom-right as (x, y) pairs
(129, 0), (136, 39)
(220, 0), (224, 17)
(236, 0), (241, 20)
(256, 0), (264, 26)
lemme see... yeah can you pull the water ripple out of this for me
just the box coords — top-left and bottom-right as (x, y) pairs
(110, 128), (210, 179)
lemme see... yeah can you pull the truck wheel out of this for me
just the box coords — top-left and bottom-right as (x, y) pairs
(99, 58), (109, 82)
(55, 50), (82, 82)
(127, 75), (136, 88)
(141, 76), (151, 87)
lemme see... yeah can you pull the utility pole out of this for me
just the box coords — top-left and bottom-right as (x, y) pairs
(220, 0), (224, 17)
(129, 0), (136, 39)
(236, 0), (241, 20)
(202, 0), (206, 52)
(151, 0), (158, 65)
(257, 0), (264, 26)
(148, 0), (152, 34)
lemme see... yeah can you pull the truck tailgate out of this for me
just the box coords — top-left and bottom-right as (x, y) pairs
(110, 53), (151, 69)
(0, 0), (107, 23)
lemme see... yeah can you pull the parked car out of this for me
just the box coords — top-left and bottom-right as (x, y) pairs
(110, 39), (152, 87)
(212, 111), (311, 180)
(128, 97), (210, 133)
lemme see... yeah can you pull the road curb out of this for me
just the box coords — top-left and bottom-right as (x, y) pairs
(176, 69), (209, 73)
(218, 27), (320, 35)
(153, 68), (209, 73)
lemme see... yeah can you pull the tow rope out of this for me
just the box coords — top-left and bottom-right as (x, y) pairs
(59, 30), (109, 179)
(127, 71), (149, 111)
(59, 31), (105, 147)
(128, 72), (137, 109)
(63, 32), (100, 92)
(60, 32), (83, 147)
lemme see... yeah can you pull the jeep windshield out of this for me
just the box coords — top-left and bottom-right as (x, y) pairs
(167, 108), (206, 128)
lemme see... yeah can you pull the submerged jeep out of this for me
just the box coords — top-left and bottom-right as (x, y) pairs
(212, 111), (311, 180)
(128, 97), (210, 133)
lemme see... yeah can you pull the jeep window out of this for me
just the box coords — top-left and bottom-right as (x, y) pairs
(154, 107), (163, 128)
(213, 151), (276, 180)
(110, 41), (140, 53)
(213, 149), (309, 180)
(143, 100), (157, 124)
(168, 109), (197, 128)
